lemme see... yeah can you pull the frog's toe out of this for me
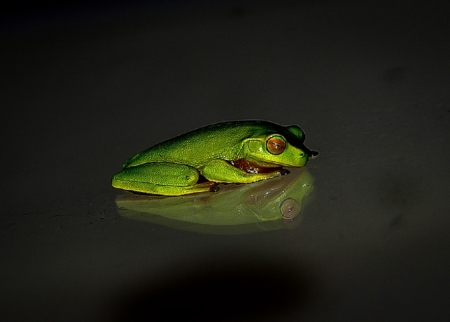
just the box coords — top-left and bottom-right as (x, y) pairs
(209, 184), (220, 192)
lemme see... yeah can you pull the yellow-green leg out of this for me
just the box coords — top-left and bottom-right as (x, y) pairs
(112, 162), (217, 196)
(200, 159), (283, 183)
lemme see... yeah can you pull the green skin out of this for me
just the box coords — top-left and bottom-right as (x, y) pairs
(112, 120), (317, 196)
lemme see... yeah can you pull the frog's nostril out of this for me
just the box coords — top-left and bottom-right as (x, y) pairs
(300, 152), (304, 157)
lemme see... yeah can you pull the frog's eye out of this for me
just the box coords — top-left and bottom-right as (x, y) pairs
(266, 135), (286, 155)
(280, 198), (300, 219)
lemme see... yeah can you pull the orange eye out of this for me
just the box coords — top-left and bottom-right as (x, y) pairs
(280, 198), (300, 219)
(266, 136), (286, 155)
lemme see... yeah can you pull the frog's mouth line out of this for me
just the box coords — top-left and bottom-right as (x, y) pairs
(229, 158), (285, 174)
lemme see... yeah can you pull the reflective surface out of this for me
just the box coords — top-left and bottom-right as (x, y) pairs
(2, 1), (450, 321)
(116, 168), (314, 234)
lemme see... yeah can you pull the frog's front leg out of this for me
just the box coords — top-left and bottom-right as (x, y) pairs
(200, 159), (285, 184)
(112, 162), (217, 196)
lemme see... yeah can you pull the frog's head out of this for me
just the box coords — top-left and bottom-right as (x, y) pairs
(242, 125), (318, 169)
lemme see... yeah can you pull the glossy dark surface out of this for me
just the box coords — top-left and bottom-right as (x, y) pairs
(2, 1), (450, 320)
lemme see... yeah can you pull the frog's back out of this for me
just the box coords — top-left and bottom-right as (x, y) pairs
(123, 121), (287, 168)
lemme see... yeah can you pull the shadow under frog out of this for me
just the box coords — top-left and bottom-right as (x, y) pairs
(115, 168), (315, 235)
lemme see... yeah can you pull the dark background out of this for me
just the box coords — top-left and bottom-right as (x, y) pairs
(2, 0), (450, 320)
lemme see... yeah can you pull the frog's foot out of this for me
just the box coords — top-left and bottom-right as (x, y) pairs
(201, 159), (289, 184)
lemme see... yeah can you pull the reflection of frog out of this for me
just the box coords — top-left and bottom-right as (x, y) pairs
(112, 120), (317, 196)
(116, 168), (315, 235)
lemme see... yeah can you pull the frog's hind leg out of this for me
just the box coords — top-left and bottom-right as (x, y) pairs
(112, 162), (218, 196)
